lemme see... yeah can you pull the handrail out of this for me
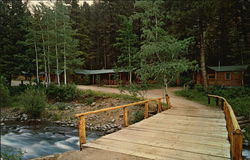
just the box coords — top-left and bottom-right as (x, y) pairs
(75, 94), (172, 150)
(75, 98), (161, 117)
(208, 94), (242, 160)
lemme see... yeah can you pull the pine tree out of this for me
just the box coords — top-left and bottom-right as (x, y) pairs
(0, 0), (29, 85)
(114, 15), (138, 84)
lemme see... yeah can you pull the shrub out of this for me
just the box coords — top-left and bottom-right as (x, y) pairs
(131, 109), (144, 123)
(17, 88), (47, 118)
(244, 125), (250, 141)
(85, 96), (95, 105)
(46, 84), (82, 101)
(1, 146), (24, 160)
(229, 97), (250, 118)
(0, 83), (10, 107)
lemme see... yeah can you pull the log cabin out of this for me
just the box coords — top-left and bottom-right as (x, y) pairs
(73, 69), (134, 85)
(194, 65), (249, 87)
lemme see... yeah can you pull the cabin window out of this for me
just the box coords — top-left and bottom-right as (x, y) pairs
(225, 72), (231, 80)
(208, 74), (215, 79)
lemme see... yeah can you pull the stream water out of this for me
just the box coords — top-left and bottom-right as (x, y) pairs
(0, 122), (100, 160)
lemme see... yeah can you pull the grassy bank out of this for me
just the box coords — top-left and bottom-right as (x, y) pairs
(1, 82), (142, 119)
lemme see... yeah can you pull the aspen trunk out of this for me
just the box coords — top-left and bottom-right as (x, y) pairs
(56, 46), (60, 85)
(34, 38), (39, 84)
(200, 31), (208, 90)
(47, 47), (51, 84)
(63, 43), (67, 85)
(47, 29), (51, 84)
(63, 21), (67, 85)
(55, 11), (60, 85)
(128, 40), (132, 84)
(41, 33), (48, 85)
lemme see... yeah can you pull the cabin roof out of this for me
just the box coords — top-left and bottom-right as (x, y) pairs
(207, 65), (249, 72)
(74, 69), (126, 75)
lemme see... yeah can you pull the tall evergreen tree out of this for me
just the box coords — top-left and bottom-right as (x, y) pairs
(114, 15), (138, 84)
(0, 0), (29, 85)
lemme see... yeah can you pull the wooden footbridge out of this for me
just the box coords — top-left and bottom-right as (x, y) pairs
(75, 94), (243, 160)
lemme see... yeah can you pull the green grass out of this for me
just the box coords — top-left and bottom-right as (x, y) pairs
(175, 89), (217, 107)
(81, 89), (144, 102)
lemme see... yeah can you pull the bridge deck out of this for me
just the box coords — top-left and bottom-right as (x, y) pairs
(84, 99), (230, 160)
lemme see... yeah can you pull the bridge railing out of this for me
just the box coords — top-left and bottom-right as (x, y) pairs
(208, 94), (243, 160)
(75, 94), (172, 150)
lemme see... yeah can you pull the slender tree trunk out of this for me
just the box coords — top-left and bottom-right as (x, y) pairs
(154, 13), (162, 62)
(41, 33), (48, 86)
(56, 45), (60, 85)
(47, 46), (51, 84)
(200, 31), (208, 90)
(34, 38), (39, 84)
(63, 21), (67, 85)
(63, 42), (67, 85)
(128, 40), (132, 84)
(55, 12), (60, 85)
(47, 26), (51, 84)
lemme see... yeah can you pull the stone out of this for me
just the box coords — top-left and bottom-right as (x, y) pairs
(111, 119), (116, 123)
(0, 123), (4, 126)
(55, 121), (61, 124)
(106, 128), (115, 134)
(117, 125), (122, 129)
(91, 102), (96, 106)
(119, 114), (123, 118)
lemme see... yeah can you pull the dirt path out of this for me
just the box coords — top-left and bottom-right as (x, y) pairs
(77, 85), (180, 99)
(77, 85), (196, 107)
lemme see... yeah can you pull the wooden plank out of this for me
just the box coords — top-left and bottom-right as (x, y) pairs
(142, 117), (226, 127)
(128, 125), (228, 139)
(101, 133), (230, 158)
(166, 109), (224, 116)
(161, 112), (225, 119)
(152, 113), (226, 123)
(123, 127), (229, 146)
(133, 121), (228, 133)
(85, 138), (230, 160)
(104, 129), (230, 149)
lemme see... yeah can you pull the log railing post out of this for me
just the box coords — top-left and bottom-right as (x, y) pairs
(208, 96), (210, 104)
(79, 116), (86, 150)
(123, 107), (129, 127)
(216, 97), (219, 106)
(166, 94), (171, 109)
(157, 99), (162, 113)
(232, 130), (243, 160)
(144, 102), (149, 119)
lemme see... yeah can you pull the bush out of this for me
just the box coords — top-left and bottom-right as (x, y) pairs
(9, 84), (46, 96)
(244, 125), (250, 141)
(229, 97), (250, 118)
(0, 83), (10, 107)
(1, 146), (24, 160)
(17, 88), (47, 118)
(131, 109), (144, 123)
(46, 84), (82, 101)
(85, 96), (95, 105)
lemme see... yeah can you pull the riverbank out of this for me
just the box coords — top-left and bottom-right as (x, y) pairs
(0, 91), (154, 159)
